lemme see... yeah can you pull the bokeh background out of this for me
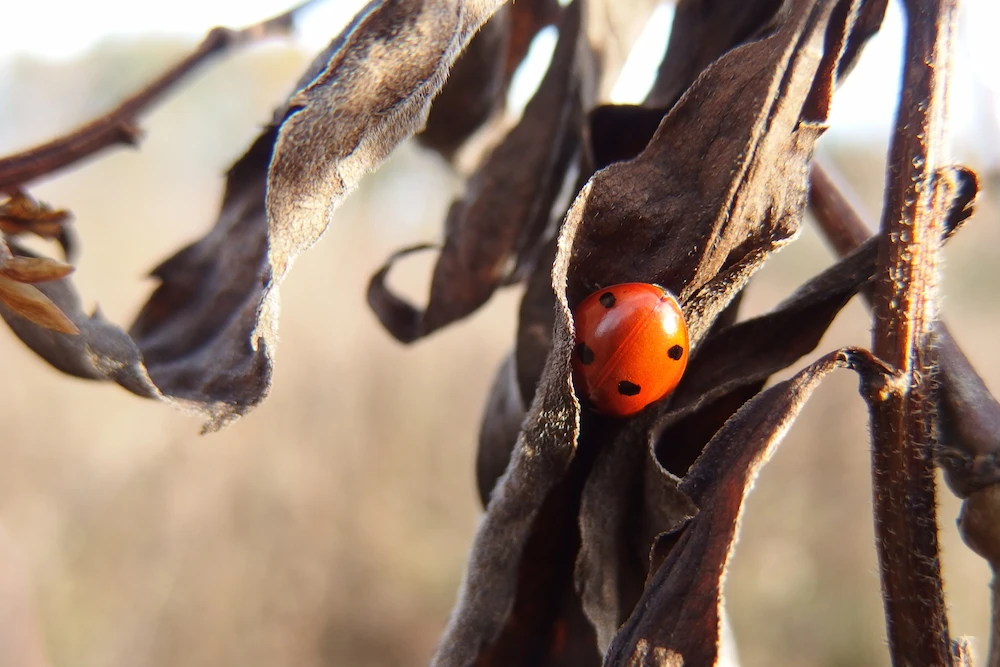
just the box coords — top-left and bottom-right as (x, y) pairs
(1, 1), (998, 665)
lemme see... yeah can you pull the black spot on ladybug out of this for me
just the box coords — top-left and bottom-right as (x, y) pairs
(599, 292), (616, 308)
(667, 344), (684, 360)
(576, 342), (595, 365)
(618, 380), (641, 396)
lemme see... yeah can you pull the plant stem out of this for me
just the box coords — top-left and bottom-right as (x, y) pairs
(866, 0), (957, 663)
(0, 0), (320, 189)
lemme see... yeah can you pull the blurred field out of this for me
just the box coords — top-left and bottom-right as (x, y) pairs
(0, 36), (997, 667)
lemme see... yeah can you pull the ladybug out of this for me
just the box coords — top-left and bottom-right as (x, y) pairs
(571, 283), (689, 417)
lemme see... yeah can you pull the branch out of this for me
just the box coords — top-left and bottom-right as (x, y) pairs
(0, 0), (321, 189)
(812, 141), (1000, 667)
(865, 0), (958, 663)
(811, 162), (1000, 487)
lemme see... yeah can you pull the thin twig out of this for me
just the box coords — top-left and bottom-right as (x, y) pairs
(866, 0), (957, 664)
(0, 0), (321, 189)
(808, 163), (872, 254)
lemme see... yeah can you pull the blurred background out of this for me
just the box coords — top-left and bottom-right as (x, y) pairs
(0, 1), (998, 665)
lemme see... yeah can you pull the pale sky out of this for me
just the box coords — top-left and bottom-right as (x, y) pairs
(2, 0), (999, 153)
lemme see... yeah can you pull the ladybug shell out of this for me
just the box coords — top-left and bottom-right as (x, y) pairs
(571, 283), (689, 417)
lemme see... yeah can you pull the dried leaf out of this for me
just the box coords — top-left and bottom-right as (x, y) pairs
(474, 236), (558, 505)
(1, 128), (272, 424)
(265, 0), (507, 290)
(958, 484), (1000, 567)
(673, 238), (877, 413)
(645, 0), (784, 108)
(128, 127), (276, 424)
(0, 274), (78, 335)
(369, 0), (590, 342)
(0, 190), (71, 240)
(477, 353), (526, 506)
(574, 118), (964, 656)
(574, 240), (878, 648)
(0, 248), (158, 394)
(4, 0), (512, 429)
(0, 256), (74, 283)
(469, 417), (602, 666)
(416, 7), (510, 159)
(417, 0), (561, 160)
(573, 220), (957, 648)
(604, 349), (889, 666)
(564, 0), (850, 370)
(514, 237), (558, 405)
(432, 309), (581, 666)
(937, 331), (1000, 497)
(575, 420), (695, 653)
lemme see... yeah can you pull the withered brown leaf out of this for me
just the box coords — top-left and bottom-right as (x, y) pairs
(368, 0), (590, 343)
(0, 190), (71, 240)
(416, 6), (510, 160)
(604, 349), (890, 666)
(0, 274), (78, 336)
(645, 0), (784, 109)
(0, 239), (78, 335)
(265, 0), (508, 286)
(4, 0), (510, 429)
(0, 245), (156, 392)
(0, 255), (74, 283)
(417, 0), (561, 159)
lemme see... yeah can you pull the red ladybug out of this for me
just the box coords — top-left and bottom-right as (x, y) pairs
(572, 283), (689, 417)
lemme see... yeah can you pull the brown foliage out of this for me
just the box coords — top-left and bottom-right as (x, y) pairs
(2, 0), (997, 665)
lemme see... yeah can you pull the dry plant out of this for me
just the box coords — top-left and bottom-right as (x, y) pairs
(0, 0), (997, 665)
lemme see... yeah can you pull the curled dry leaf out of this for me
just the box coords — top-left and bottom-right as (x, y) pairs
(0, 256), (74, 283)
(0, 254), (155, 393)
(0, 239), (78, 335)
(368, 0), (591, 343)
(0, 190), (71, 240)
(416, 6), (511, 159)
(644, 0), (785, 109)
(475, 236), (557, 506)
(604, 349), (890, 666)
(937, 330), (1000, 497)
(2, 129), (273, 424)
(128, 128), (276, 420)
(510, 0), (801, 436)
(417, 0), (560, 159)
(563, 0), (850, 342)
(432, 307), (581, 666)
(264, 0), (508, 323)
(0, 274), (78, 336)
(4, 0), (508, 429)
